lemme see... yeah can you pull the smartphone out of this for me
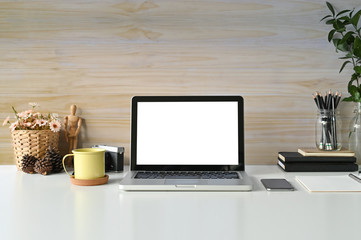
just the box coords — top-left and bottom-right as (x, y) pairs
(261, 179), (294, 191)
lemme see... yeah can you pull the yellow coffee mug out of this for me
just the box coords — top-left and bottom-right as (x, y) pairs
(62, 148), (105, 180)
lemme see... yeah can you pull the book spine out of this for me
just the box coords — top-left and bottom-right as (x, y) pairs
(278, 160), (359, 172)
(278, 153), (356, 163)
(278, 155), (356, 163)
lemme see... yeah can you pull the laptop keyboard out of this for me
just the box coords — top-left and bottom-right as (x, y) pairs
(134, 171), (240, 179)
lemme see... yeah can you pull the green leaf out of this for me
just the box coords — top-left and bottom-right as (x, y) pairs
(349, 85), (361, 101)
(354, 66), (361, 74)
(351, 9), (361, 27)
(339, 16), (352, 26)
(337, 9), (351, 17)
(339, 54), (352, 59)
(328, 29), (336, 42)
(333, 20), (346, 32)
(351, 73), (359, 80)
(333, 39), (340, 52)
(339, 16), (351, 21)
(321, 15), (332, 22)
(343, 96), (355, 102)
(326, 19), (335, 25)
(340, 61), (351, 73)
(355, 92), (360, 101)
(333, 38), (340, 45)
(326, 2), (335, 16)
(340, 31), (354, 44)
(353, 37), (361, 58)
(348, 75), (358, 92)
(339, 44), (349, 52)
(333, 39), (349, 52)
(337, 27), (346, 33)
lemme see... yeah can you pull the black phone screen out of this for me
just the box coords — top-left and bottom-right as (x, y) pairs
(261, 179), (294, 191)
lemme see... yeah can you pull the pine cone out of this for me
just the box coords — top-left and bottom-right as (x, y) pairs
(21, 154), (38, 174)
(44, 146), (63, 173)
(34, 157), (53, 175)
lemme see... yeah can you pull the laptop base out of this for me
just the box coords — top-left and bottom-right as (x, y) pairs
(119, 171), (253, 191)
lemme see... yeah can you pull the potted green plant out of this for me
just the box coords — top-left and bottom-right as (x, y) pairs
(321, 1), (361, 162)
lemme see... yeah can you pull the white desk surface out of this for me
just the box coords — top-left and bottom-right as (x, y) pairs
(0, 165), (360, 240)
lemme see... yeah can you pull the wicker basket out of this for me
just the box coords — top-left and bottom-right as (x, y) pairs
(11, 130), (59, 170)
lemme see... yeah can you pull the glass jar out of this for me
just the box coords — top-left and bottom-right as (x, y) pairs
(348, 102), (361, 163)
(315, 109), (342, 151)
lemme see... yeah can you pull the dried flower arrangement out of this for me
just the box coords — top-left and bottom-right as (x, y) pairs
(2, 102), (61, 133)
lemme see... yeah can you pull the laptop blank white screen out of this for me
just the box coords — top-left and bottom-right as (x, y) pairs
(136, 101), (239, 165)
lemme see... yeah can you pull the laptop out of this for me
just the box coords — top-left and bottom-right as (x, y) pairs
(119, 95), (253, 191)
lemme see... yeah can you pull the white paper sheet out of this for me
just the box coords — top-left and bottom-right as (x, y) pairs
(296, 175), (361, 192)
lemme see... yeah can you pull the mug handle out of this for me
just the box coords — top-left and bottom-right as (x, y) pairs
(62, 154), (74, 177)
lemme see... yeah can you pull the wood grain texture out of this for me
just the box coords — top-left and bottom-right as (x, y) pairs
(1, 0), (360, 165)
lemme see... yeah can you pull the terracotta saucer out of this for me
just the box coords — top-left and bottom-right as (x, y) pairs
(70, 175), (109, 186)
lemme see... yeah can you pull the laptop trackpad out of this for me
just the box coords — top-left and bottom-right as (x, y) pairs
(165, 179), (208, 185)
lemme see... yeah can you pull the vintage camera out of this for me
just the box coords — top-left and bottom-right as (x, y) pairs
(93, 145), (124, 172)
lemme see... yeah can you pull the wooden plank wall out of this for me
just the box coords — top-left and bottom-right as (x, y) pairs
(0, 0), (359, 165)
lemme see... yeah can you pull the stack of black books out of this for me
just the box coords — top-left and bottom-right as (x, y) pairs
(278, 148), (358, 172)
